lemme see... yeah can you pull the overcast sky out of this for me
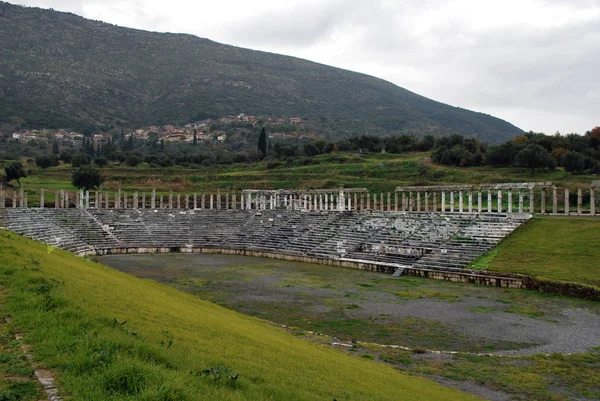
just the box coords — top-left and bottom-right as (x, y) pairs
(16, 0), (600, 134)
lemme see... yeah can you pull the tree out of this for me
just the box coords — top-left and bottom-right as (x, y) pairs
(72, 154), (91, 167)
(4, 161), (26, 185)
(93, 156), (108, 167)
(562, 151), (585, 174)
(72, 166), (103, 190)
(303, 142), (319, 157)
(257, 128), (267, 159)
(35, 154), (59, 169)
(514, 144), (556, 174)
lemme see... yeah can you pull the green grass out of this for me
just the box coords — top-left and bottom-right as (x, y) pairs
(0, 231), (480, 401)
(482, 217), (600, 287)
(0, 318), (45, 401)
(19, 151), (597, 195)
(402, 349), (600, 401)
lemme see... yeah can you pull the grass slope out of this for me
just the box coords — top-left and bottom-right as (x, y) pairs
(0, 230), (480, 401)
(481, 217), (600, 287)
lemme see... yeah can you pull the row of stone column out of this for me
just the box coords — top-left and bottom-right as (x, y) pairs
(0, 186), (597, 215)
(394, 187), (597, 215)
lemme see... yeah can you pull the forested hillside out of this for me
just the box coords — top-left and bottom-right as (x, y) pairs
(0, 1), (523, 143)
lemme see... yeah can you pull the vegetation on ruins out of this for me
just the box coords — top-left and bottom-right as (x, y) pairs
(0, 230), (479, 401)
(0, 2), (522, 142)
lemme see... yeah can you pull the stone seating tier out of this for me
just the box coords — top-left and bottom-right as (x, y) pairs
(4, 209), (530, 274)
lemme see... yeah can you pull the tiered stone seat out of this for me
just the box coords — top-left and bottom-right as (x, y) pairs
(6, 209), (94, 254)
(3, 208), (531, 273)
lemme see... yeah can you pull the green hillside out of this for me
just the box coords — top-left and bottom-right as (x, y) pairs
(0, 1), (522, 143)
(0, 230), (480, 400)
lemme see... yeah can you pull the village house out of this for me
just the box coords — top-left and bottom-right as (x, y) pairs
(289, 117), (301, 125)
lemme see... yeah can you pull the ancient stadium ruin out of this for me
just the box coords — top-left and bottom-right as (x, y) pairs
(1, 182), (598, 292)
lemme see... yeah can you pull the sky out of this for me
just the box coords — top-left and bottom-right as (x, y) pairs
(15, 0), (600, 134)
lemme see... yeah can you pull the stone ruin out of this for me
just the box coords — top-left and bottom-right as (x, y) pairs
(0, 182), (597, 282)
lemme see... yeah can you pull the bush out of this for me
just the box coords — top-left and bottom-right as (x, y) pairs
(266, 161), (282, 169)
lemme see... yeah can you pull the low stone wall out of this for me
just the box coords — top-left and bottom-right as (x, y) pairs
(89, 246), (526, 289)
(85, 245), (600, 300)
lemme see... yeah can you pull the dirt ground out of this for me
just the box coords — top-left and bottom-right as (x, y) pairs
(96, 253), (600, 355)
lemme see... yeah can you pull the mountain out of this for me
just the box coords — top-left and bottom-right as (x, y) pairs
(0, 2), (523, 143)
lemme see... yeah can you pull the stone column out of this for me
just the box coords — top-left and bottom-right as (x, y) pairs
(487, 190), (492, 213)
(40, 188), (44, 208)
(433, 192), (437, 212)
(402, 192), (407, 211)
(177, 194), (181, 209)
(201, 193), (206, 209)
(477, 191), (482, 213)
(458, 190), (463, 213)
(124, 192), (128, 209)
(12, 190), (17, 208)
(210, 194), (214, 209)
(519, 189), (524, 213)
(468, 191), (473, 213)
(151, 189), (156, 209)
(240, 194), (245, 210)
(65, 192), (70, 209)
(86, 191), (90, 208)
(450, 191), (454, 213)
(541, 188), (546, 214)
(591, 187), (596, 216)
(373, 193), (377, 211)
(507, 190), (512, 213)
(424, 192), (429, 212)
(529, 188), (534, 214)
(564, 188), (569, 215)
(416, 192), (421, 212)
(233, 194), (237, 210)
(169, 190), (173, 209)
(497, 190), (502, 213)
(347, 195), (351, 211)
(217, 191), (221, 210)
(552, 186), (557, 214)
(19, 185), (24, 208)
(247, 193), (252, 210)
(141, 192), (145, 209)
(134, 192), (138, 209)
(407, 192), (412, 211)
(185, 193), (190, 209)
(441, 191), (446, 212)
(577, 188), (582, 215)
(394, 192), (398, 211)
